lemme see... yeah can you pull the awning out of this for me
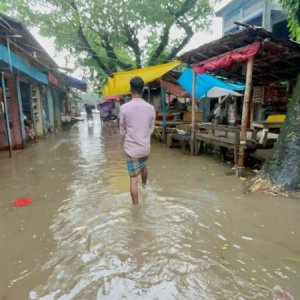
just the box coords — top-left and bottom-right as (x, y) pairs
(103, 60), (181, 96)
(193, 42), (260, 74)
(206, 87), (243, 98)
(60, 73), (87, 91)
(160, 79), (190, 98)
(178, 68), (245, 99)
(0, 44), (48, 84)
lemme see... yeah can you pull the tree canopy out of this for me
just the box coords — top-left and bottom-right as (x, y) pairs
(279, 0), (300, 41)
(1, 0), (215, 83)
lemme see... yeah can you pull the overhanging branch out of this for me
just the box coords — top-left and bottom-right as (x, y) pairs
(102, 32), (133, 71)
(166, 21), (193, 60)
(70, 1), (110, 75)
(124, 25), (142, 68)
(148, 0), (197, 65)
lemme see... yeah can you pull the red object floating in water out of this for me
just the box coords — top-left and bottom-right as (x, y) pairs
(13, 197), (32, 207)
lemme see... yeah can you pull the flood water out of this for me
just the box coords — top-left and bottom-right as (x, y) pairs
(0, 116), (300, 300)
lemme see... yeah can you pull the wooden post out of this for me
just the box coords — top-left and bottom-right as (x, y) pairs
(148, 85), (151, 103)
(204, 94), (209, 122)
(1, 72), (13, 157)
(237, 56), (254, 175)
(161, 87), (167, 141)
(191, 70), (197, 154)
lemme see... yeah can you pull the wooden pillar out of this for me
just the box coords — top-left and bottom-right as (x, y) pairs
(148, 86), (151, 103)
(204, 94), (209, 122)
(1, 72), (12, 157)
(191, 71), (197, 154)
(161, 87), (167, 141)
(237, 56), (254, 175)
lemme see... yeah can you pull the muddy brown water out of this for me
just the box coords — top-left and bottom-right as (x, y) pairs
(0, 117), (299, 300)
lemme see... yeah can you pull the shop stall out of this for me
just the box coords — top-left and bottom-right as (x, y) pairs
(178, 28), (300, 173)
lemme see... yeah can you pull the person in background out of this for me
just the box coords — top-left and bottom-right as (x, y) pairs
(24, 119), (35, 140)
(120, 76), (156, 205)
(85, 104), (93, 121)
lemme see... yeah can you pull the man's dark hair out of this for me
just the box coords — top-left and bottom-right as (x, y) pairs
(130, 76), (144, 94)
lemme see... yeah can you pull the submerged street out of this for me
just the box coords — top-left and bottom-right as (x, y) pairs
(1, 117), (300, 299)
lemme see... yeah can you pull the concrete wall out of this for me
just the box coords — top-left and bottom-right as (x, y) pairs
(218, 0), (285, 35)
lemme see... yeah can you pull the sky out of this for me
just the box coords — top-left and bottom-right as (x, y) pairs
(29, 0), (231, 77)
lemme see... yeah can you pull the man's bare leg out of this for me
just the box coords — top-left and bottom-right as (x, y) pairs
(141, 166), (148, 185)
(130, 176), (139, 205)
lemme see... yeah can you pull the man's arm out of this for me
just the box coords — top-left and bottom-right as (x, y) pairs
(150, 107), (156, 134)
(119, 106), (126, 138)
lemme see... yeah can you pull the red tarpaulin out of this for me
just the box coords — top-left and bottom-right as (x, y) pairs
(48, 73), (58, 85)
(160, 79), (190, 98)
(193, 42), (261, 74)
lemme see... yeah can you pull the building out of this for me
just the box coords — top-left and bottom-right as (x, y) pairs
(216, 0), (288, 37)
(0, 13), (87, 155)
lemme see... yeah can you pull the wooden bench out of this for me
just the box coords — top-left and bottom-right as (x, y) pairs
(167, 133), (191, 152)
(166, 123), (192, 152)
(153, 126), (177, 142)
(194, 124), (241, 163)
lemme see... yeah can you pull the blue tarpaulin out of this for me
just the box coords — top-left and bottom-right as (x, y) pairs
(177, 68), (245, 99)
(0, 44), (48, 84)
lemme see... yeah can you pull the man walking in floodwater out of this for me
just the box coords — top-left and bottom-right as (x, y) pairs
(120, 76), (156, 205)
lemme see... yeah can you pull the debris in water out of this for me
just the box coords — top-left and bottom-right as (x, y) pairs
(13, 198), (32, 207)
(222, 244), (229, 250)
(284, 257), (300, 264)
(217, 234), (226, 241)
(241, 235), (253, 241)
(29, 291), (38, 299)
(272, 285), (294, 300)
(71, 226), (87, 233)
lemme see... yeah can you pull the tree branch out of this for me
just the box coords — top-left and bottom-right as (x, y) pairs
(148, 25), (172, 66)
(101, 32), (133, 71)
(148, 0), (197, 65)
(174, 0), (197, 18)
(124, 25), (142, 68)
(70, 1), (110, 75)
(166, 20), (193, 61)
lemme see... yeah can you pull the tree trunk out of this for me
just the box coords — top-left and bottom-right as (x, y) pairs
(251, 74), (300, 192)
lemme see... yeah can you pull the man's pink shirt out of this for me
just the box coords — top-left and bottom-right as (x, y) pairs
(120, 98), (156, 158)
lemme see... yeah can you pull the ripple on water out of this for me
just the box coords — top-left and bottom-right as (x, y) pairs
(31, 186), (276, 299)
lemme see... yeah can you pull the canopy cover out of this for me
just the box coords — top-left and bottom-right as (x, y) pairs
(103, 61), (181, 96)
(206, 87), (243, 98)
(177, 68), (245, 99)
(160, 79), (190, 98)
(193, 42), (260, 74)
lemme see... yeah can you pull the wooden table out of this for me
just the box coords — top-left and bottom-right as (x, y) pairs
(155, 120), (187, 127)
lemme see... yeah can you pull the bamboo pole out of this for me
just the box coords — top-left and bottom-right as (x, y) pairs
(160, 87), (167, 141)
(191, 71), (197, 154)
(148, 85), (151, 103)
(1, 72), (13, 157)
(161, 87), (166, 128)
(237, 56), (254, 175)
